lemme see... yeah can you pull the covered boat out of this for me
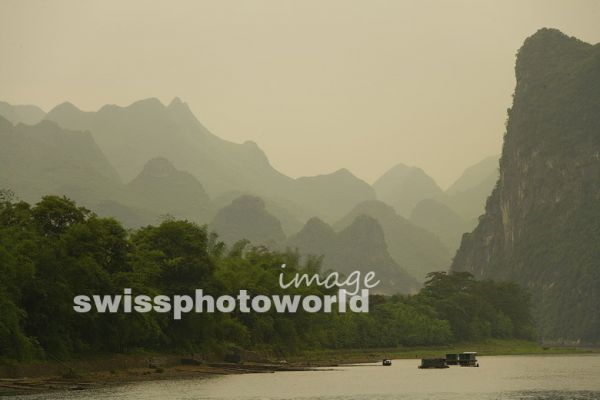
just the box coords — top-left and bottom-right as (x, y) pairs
(418, 358), (449, 369)
(458, 352), (479, 367)
(445, 353), (459, 365)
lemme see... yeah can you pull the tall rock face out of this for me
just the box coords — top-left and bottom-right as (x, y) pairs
(451, 29), (600, 343)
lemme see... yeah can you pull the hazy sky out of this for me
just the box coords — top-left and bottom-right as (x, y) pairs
(2, 0), (599, 187)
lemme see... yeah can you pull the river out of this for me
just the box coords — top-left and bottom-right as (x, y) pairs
(9, 354), (600, 399)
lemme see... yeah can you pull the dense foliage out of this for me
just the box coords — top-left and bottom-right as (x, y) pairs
(0, 194), (535, 361)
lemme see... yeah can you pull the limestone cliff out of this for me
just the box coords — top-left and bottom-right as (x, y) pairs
(451, 29), (600, 343)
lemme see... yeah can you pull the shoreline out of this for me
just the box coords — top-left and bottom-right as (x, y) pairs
(1, 340), (597, 396)
(286, 339), (599, 365)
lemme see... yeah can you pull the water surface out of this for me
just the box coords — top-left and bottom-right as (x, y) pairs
(10, 354), (600, 400)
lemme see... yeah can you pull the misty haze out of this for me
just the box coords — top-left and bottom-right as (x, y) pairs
(0, 1), (599, 399)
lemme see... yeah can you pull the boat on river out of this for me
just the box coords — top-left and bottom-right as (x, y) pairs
(420, 352), (479, 369)
(445, 352), (479, 367)
(458, 352), (479, 367)
(418, 358), (449, 369)
(445, 353), (459, 365)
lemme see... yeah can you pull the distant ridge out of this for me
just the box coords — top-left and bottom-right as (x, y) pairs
(334, 200), (450, 282)
(210, 195), (287, 248)
(0, 116), (120, 205)
(125, 157), (212, 223)
(373, 163), (442, 217)
(289, 215), (419, 294)
(44, 97), (377, 223)
(0, 101), (45, 125)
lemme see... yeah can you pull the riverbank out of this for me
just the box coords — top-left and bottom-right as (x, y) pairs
(287, 339), (598, 365)
(1, 340), (597, 396)
(0, 356), (323, 396)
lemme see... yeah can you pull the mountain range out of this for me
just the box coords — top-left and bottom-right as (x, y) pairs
(1, 27), (597, 341)
(1, 94), (497, 293)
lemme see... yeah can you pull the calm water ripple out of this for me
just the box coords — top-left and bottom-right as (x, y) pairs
(9, 355), (600, 400)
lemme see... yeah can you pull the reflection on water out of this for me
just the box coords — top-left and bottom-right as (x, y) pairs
(9, 355), (600, 400)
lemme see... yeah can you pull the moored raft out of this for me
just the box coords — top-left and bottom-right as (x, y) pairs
(419, 352), (479, 369)
(418, 358), (449, 369)
(444, 352), (479, 367)
(458, 352), (479, 367)
(445, 353), (459, 365)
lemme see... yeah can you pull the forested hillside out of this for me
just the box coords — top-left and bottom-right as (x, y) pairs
(0, 194), (534, 361)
